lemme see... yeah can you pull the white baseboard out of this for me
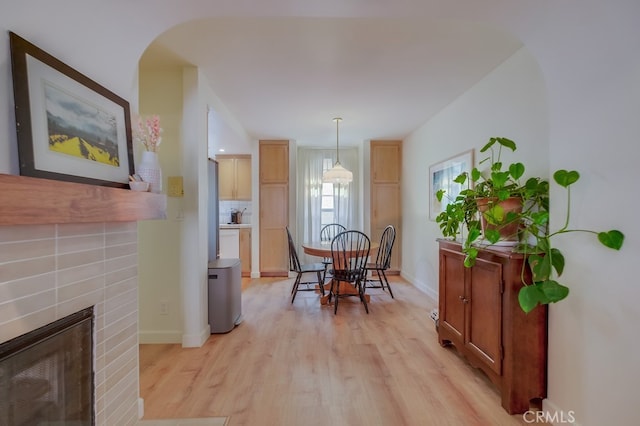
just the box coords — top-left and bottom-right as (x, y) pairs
(138, 330), (182, 344)
(138, 397), (144, 419)
(400, 272), (438, 303)
(540, 399), (580, 426)
(181, 324), (211, 348)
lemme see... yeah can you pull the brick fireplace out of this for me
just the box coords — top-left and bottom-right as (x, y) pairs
(0, 221), (140, 425)
(0, 173), (167, 425)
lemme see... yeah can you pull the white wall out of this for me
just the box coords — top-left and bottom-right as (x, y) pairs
(137, 68), (185, 343)
(402, 47), (549, 300)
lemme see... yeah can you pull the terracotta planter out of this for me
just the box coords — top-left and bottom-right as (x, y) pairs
(476, 197), (523, 242)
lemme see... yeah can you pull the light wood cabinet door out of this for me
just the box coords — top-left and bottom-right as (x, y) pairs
(259, 183), (288, 275)
(239, 228), (251, 277)
(216, 155), (252, 200)
(371, 141), (402, 183)
(259, 141), (289, 183)
(235, 157), (252, 200)
(371, 183), (401, 270)
(217, 157), (235, 200)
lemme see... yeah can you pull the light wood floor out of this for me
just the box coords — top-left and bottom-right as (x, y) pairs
(140, 277), (532, 425)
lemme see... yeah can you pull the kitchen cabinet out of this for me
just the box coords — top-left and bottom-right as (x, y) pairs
(239, 228), (251, 277)
(217, 155), (251, 200)
(259, 141), (289, 276)
(370, 140), (401, 273)
(437, 239), (547, 414)
(259, 141), (289, 183)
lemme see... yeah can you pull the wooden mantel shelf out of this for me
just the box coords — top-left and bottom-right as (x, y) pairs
(0, 173), (167, 225)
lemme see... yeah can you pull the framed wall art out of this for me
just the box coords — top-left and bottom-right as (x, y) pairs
(9, 32), (134, 188)
(429, 149), (474, 221)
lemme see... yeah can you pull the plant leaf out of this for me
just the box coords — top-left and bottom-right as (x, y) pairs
(471, 168), (481, 181)
(453, 173), (467, 184)
(509, 162), (525, 180)
(518, 285), (546, 313)
(495, 137), (517, 151)
(540, 280), (570, 303)
(550, 248), (565, 276)
(480, 138), (496, 153)
(463, 247), (478, 267)
(491, 171), (510, 188)
(484, 228), (501, 244)
(553, 169), (580, 187)
(529, 254), (551, 281)
(598, 230), (624, 250)
(483, 204), (505, 225)
(530, 211), (549, 226)
(436, 189), (446, 202)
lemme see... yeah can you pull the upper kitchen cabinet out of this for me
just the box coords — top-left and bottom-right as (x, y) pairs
(216, 155), (252, 201)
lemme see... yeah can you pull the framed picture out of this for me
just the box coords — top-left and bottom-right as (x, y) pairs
(429, 149), (474, 221)
(9, 32), (134, 188)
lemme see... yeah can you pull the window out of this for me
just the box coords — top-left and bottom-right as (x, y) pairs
(321, 158), (336, 228)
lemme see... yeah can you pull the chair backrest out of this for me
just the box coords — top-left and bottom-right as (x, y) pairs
(331, 230), (370, 283)
(376, 225), (396, 269)
(286, 227), (301, 273)
(320, 223), (346, 243)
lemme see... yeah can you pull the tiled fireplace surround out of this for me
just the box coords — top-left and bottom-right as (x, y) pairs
(0, 221), (141, 425)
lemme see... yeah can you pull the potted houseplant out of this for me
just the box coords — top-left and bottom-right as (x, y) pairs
(436, 137), (624, 313)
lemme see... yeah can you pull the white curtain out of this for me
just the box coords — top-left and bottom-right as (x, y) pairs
(296, 147), (359, 259)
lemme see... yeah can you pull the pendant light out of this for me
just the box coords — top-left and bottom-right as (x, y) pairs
(323, 117), (353, 184)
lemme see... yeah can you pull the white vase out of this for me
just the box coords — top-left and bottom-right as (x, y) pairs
(137, 151), (162, 193)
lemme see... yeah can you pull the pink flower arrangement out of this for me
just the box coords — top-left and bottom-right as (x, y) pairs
(133, 114), (162, 152)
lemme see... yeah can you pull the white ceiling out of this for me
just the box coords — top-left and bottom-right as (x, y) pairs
(140, 17), (522, 150)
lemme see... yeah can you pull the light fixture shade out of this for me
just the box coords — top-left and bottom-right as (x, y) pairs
(323, 162), (353, 184)
(323, 116), (353, 184)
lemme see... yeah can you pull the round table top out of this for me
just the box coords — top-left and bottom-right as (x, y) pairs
(301, 240), (379, 257)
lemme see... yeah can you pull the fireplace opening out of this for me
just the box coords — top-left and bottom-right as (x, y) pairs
(0, 307), (94, 426)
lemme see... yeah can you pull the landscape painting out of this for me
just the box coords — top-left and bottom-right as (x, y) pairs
(10, 31), (134, 188)
(45, 82), (121, 167)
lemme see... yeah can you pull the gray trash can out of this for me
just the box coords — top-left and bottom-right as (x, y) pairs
(207, 258), (242, 333)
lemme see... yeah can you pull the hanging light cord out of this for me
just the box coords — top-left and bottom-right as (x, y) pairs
(334, 117), (342, 163)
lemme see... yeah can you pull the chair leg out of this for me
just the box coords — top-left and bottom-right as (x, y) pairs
(291, 273), (302, 303)
(333, 280), (340, 315)
(381, 270), (394, 298)
(358, 279), (369, 314)
(316, 271), (324, 296)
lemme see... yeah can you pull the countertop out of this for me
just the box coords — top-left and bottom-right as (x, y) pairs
(219, 223), (252, 229)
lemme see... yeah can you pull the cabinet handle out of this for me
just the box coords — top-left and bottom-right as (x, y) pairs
(458, 295), (469, 304)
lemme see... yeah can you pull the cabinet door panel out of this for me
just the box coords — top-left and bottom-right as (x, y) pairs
(218, 158), (235, 200)
(371, 141), (401, 183)
(440, 249), (466, 342)
(259, 184), (288, 275)
(466, 257), (502, 375)
(235, 157), (252, 200)
(371, 183), (401, 269)
(259, 142), (288, 183)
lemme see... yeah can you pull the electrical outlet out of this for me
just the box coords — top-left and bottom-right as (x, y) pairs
(159, 301), (169, 315)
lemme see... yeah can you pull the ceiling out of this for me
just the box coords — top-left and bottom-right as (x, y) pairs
(140, 17), (522, 150)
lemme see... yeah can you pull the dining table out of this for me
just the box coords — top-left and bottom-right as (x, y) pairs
(301, 240), (379, 305)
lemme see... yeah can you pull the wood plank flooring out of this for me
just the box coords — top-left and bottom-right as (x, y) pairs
(140, 277), (532, 425)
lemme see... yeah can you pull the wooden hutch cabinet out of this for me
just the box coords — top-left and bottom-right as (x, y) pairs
(437, 239), (547, 414)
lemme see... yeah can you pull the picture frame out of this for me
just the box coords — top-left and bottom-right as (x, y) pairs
(9, 32), (134, 188)
(429, 149), (474, 221)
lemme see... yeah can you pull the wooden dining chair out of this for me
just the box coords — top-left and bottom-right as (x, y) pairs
(286, 227), (326, 303)
(330, 230), (371, 314)
(320, 223), (346, 283)
(364, 225), (396, 298)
